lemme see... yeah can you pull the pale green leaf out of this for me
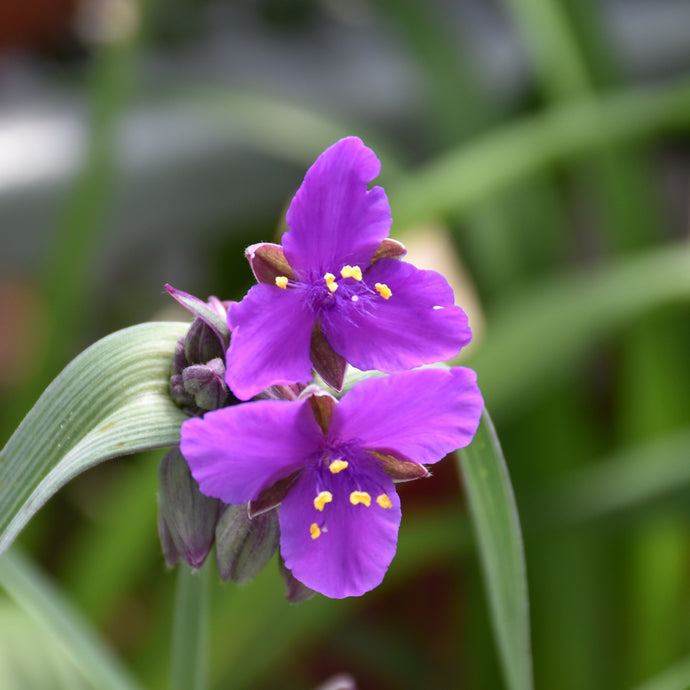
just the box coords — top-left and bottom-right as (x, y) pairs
(457, 409), (533, 690)
(0, 321), (189, 556)
(0, 549), (142, 690)
(632, 654), (690, 690)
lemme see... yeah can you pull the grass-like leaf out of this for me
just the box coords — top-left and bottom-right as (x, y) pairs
(0, 548), (142, 690)
(465, 242), (690, 416)
(632, 654), (690, 690)
(0, 321), (189, 556)
(457, 409), (533, 690)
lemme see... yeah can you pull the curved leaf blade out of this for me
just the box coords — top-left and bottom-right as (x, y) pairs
(0, 549), (143, 690)
(0, 321), (190, 555)
(457, 409), (533, 690)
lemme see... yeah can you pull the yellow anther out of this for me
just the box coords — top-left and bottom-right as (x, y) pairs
(275, 276), (288, 289)
(376, 494), (393, 509)
(324, 273), (338, 293)
(329, 459), (349, 474)
(350, 491), (372, 507)
(375, 283), (392, 299)
(340, 265), (363, 281)
(314, 491), (333, 512)
(310, 523), (321, 540)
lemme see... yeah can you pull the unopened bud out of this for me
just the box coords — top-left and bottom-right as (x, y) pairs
(158, 447), (220, 569)
(278, 555), (315, 603)
(181, 358), (228, 411)
(215, 504), (280, 584)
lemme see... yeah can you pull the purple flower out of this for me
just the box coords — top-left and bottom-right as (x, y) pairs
(225, 137), (473, 400)
(180, 367), (483, 598)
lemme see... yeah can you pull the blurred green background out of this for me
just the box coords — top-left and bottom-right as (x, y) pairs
(1, 1), (689, 688)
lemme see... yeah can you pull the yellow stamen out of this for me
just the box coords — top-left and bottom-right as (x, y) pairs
(274, 275), (288, 289)
(376, 494), (393, 509)
(314, 491), (333, 511)
(310, 523), (321, 540)
(375, 283), (392, 299)
(340, 265), (363, 281)
(350, 491), (372, 507)
(329, 459), (348, 474)
(324, 273), (338, 293)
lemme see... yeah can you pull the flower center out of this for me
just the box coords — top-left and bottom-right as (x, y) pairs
(307, 449), (393, 541)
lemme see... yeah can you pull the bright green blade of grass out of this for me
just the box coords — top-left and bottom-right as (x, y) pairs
(0, 322), (188, 555)
(457, 409), (532, 690)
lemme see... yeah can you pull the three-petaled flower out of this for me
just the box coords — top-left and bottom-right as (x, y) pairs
(224, 136), (473, 401)
(180, 367), (483, 598)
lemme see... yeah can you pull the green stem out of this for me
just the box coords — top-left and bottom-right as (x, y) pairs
(171, 561), (210, 690)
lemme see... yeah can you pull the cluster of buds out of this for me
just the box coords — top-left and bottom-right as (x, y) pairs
(158, 285), (313, 600)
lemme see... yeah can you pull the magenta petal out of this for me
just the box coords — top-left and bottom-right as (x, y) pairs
(180, 398), (322, 504)
(283, 137), (392, 278)
(323, 258), (473, 373)
(279, 462), (401, 598)
(225, 284), (316, 400)
(330, 368), (484, 465)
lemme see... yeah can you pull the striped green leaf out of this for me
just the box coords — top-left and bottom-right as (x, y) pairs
(0, 321), (189, 556)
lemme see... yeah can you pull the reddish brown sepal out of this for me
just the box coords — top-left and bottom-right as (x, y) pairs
(371, 238), (407, 263)
(307, 390), (337, 435)
(310, 324), (347, 391)
(246, 242), (296, 284)
(368, 450), (431, 482)
(248, 472), (299, 517)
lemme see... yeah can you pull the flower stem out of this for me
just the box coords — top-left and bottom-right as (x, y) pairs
(171, 560), (210, 690)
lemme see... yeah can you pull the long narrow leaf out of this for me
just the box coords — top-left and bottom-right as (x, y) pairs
(0, 549), (142, 690)
(457, 409), (532, 690)
(632, 654), (690, 690)
(390, 79), (690, 228)
(0, 321), (189, 555)
(465, 242), (690, 416)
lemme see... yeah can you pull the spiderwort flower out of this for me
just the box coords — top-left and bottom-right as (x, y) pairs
(225, 137), (473, 400)
(181, 367), (483, 598)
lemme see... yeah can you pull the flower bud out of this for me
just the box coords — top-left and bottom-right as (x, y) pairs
(215, 503), (280, 584)
(183, 316), (226, 365)
(278, 555), (315, 603)
(181, 358), (228, 412)
(157, 447), (220, 569)
(167, 286), (235, 417)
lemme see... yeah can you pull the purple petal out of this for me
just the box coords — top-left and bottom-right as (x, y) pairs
(329, 368), (484, 465)
(225, 283), (316, 400)
(180, 398), (323, 504)
(279, 459), (401, 598)
(322, 258), (472, 373)
(283, 137), (392, 278)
